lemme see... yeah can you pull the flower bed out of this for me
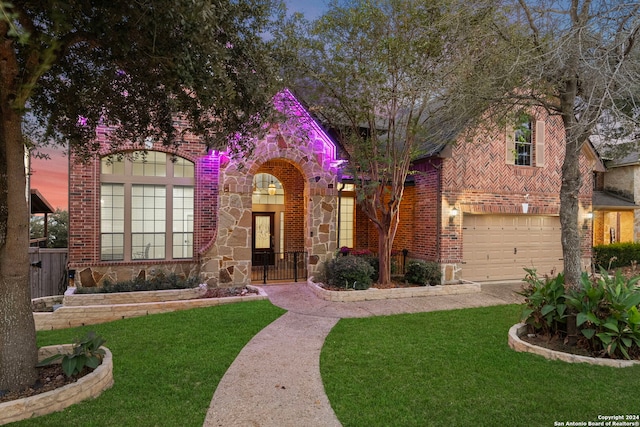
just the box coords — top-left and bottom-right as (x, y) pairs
(0, 345), (113, 425)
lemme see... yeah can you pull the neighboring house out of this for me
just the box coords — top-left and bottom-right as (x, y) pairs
(68, 92), (600, 286)
(592, 151), (640, 246)
(30, 188), (55, 248)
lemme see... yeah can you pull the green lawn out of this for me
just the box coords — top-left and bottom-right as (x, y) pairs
(13, 302), (640, 426)
(321, 305), (640, 427)
(13, 300), (285, 427)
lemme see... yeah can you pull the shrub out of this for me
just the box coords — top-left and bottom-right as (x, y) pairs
(326, 255), (374, 290)
(518, 268), (568, 336)
(593, 242), (640, 270)
(76, 270), (200, 294)
(519, 267), (640, 359)
(404, 260), (441, 286)
(565, 269), (640, 360)
(37, 331), (106, 377)
(358, 254), (379, 281)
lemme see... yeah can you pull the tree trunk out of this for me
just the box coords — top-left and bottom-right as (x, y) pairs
(559, 90), (583, 290)
(377, 226), (392, 285)
(0, 85), (38, 391)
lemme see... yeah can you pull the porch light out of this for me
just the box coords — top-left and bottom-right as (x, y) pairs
(586, 211), (593, 219)
(268, 182), (277, 196)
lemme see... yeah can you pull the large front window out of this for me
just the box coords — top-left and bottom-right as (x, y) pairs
(100, 151), (194, 261)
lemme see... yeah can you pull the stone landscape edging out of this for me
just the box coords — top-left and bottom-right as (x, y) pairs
(0, 345), (113, 426)
(508, 323), (640, 368)
(307, 279), (481, 302)
(34, 286), (267, 331)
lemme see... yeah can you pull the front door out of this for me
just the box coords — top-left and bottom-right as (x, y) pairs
(252, 212), (275, 265)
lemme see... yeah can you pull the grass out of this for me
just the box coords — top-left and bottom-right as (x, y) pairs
(321, 305), (640, 427)
(12, 300), (285, 427)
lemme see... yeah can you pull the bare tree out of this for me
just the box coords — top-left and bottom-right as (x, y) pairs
(275, 0), (507, 284)
(496, 0), (640, 288)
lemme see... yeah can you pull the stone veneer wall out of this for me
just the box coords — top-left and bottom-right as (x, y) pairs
(203, 117), (341, 287)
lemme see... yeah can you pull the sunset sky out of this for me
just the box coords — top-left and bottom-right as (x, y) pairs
(30, 146), (68, 210)
(28, 1), (326, 211)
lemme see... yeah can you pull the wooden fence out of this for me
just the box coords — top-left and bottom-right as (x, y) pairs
(29, 248), (68, 298)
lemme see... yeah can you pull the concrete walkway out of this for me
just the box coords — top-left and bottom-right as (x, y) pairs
(203, 282), (524, 427)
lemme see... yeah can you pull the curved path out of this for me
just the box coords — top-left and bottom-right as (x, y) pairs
(203, 282), (523, 427)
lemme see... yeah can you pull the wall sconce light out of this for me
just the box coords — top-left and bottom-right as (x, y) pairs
(522, 203), (529, 214)
(268, 182), (277, 196)
(449, 207), (458, 225)
(583, 211), (593, 229)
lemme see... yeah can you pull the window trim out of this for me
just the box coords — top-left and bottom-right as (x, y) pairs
(506, 115), (545, 168)
(100, 151), (194, 262)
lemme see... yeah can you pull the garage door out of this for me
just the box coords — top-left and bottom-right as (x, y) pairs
(463, 214), (564, 281)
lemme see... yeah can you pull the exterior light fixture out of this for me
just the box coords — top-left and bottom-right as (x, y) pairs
(268, 182), (276, 196)
(449, 207), (458, 226)
(583, 211), (593, 229)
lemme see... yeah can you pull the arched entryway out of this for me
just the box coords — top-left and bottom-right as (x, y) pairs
(251, 159), (307, 283)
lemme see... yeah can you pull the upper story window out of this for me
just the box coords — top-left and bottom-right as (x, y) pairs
(514, 117), (533, 166)
(100, 151), (194, 262)
(506, 114), (545, 168)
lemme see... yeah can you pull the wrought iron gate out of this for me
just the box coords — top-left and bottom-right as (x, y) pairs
(251, 251), (307, 284)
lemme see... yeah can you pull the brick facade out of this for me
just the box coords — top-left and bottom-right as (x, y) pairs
(68, 93), (599, 286)
(68, 90), (342, 287)
(355, 110), (596, 281)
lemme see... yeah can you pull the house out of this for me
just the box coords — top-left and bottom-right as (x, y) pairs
(592, 151), (640, 246)
(68, 92), (600, 286)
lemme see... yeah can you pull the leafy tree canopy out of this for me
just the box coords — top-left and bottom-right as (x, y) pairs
(4, 0), (283, 158)
(0, 0), (283, 392)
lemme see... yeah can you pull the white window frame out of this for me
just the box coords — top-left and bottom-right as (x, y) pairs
(100, 151), (194, 262)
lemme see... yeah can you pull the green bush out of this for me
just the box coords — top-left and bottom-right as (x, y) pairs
(327, 255), (375, 290)
(76, 270), (200, 294)
(565, 269), (640, 360)
(518, 268), (568, 336)
(404, 260), (441, 286)
(519, 268), (640, 359)
(593, 242), (640, 270)
(37, 331), (106, 377)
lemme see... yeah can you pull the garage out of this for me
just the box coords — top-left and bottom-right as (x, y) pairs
(462, 214), (564, 281)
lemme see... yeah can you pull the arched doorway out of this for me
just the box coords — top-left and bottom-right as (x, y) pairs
(251, 160), (307, 282)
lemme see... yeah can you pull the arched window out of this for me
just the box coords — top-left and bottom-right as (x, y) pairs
(252, 173), (284, 205)
(100, 151), (194, 261)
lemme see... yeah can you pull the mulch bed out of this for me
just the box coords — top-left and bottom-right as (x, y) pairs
(320, 280), (424, 291)
(0, 365), (90, 404)
(200, 287), (258, 298)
